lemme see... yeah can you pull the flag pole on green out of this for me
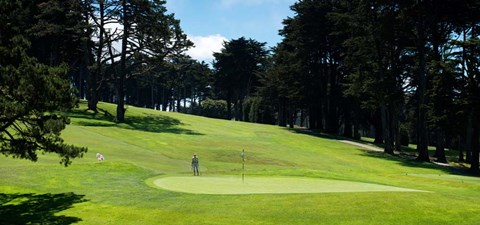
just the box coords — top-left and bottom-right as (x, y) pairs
(242, 149), (245, 183)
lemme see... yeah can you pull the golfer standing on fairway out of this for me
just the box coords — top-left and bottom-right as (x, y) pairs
(191, 153), (199, 176)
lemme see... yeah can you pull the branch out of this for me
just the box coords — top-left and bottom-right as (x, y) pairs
(4, 129), (15, 141)
(11, 121), (28, 137)
(0, 120), (14, 132)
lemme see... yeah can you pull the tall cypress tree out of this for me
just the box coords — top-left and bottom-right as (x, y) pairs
(213, 37), (268, 121)
(115, 0), (192, 122)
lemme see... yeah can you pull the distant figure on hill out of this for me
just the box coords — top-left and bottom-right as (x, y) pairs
(191, 153), (199, 176)
(96, 153), (105, 161)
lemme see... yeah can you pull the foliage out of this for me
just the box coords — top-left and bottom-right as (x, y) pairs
(3, 0), (480, 171)
(199, 98), (229, 119)
(0, 1), (87, 166)
(213, 37), (269, 121)
(256, 0), (480, 169)
(243, 96), (275, 124)
(0, 2), (87, 165)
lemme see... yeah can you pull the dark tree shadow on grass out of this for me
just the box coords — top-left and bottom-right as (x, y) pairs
(289, 128), (476, 177)
(0, 192), (86, 225)
(123, 114), (203, 135)
(358, 149), (478, 177)
(67, 108), (203, 135)
(287, 128), (342, 141)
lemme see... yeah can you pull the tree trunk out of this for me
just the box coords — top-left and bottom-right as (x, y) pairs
(326, 63), (339, 134)
(353, 116), (360, 140)
(239, 98), (245, 121)
(288, 106), (295, 129)
(373, 110), (383, 144)
(435, 129), (447, 163)
(415, 20), (429, 162)
(190, 86), (195, 114)
(161, 87), (166, 111)
(466, 110), (473, 163)
(300, 109), (305, 127)
(470, 68), (480, 172)
(470, 119), (479, 173)
(457, 135), (464, 162)
(343, 103), (352, 138)
(317, 103), (324, 130)
(169, 98), (174, 112)
(308, 106), (317, 129)
(151, 84), (155, 109)
(381, 105), (394, 154)
(183, 88), (187, 113)
(326, 98), (336, 133)
(467, 24), (479, 171)
(227, 92), (232, 120)
(344, 115), (352, 138)
(393, 112), (401, 152)
(234, 100), (239, 121)
(89, 0), (105, 112)
(176, 97), (180, 112)
(116, 0), (128, 123)
(278, 98), (287, 127)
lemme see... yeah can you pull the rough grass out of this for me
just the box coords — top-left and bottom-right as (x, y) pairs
(0, 101), (479, 225)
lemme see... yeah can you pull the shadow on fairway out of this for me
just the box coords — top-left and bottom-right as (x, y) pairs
(289, 128), (476, 177)
(358, 149), (477, 177)
(68, 108), (203, 135)
(123, 114), (203, 135)
(287, 128), (341, 141)
(0, 192), (86, 225)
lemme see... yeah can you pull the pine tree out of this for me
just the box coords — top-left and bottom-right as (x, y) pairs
(114, 0), (192, 122)
(0, 0), (87, 166)
(213, 37), (268, 121)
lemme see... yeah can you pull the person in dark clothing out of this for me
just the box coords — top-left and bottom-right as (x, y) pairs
(191, 153), (199, 176)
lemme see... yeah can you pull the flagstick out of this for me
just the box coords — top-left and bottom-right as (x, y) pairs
(242, 149), (245, 184)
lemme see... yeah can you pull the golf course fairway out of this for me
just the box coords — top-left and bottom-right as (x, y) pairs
(151, 176), (426, 194)
(2, 102), (480, 225)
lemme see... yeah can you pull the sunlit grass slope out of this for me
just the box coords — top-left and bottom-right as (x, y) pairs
(1, 101), (480, 225)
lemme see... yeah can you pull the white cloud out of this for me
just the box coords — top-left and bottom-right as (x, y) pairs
(186, 34), (227, 62)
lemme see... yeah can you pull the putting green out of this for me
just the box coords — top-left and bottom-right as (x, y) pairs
(151, 176), (426, 195)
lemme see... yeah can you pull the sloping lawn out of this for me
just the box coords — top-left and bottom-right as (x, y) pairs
(1, 101), (479, 224)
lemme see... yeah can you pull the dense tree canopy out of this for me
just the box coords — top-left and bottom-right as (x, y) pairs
(0, 0), (87, 166)
(213, 37), (269, 121)
(251, 0), (480, 172)
(2, 0), (480, 172)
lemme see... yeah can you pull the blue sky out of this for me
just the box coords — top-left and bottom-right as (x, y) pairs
(165, 0), (297, 62)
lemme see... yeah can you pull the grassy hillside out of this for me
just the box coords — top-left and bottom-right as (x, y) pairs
(1, 101), (479, 224)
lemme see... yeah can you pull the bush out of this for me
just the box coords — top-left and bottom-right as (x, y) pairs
(244, 96), (262, 123)
(200, 98), (229, 119)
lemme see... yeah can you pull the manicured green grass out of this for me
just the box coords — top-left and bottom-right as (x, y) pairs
(151, 176), (426, 194)
(1, 101), (480, 224)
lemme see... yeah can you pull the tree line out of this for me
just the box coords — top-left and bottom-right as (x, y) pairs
(1, 0), (479, 172)
(224, 0), (480, 173)
(206, 0), (480, 173)
(0, 0), (198, 164)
